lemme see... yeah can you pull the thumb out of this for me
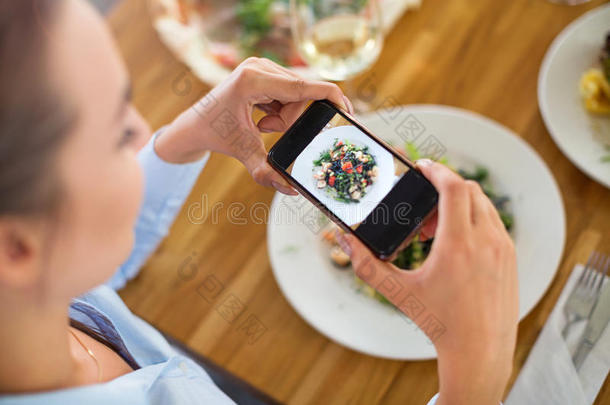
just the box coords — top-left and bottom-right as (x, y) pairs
(336, 232), (421, 302)
(250, 163), (298, 196)
(414, 158), (470, 239)
(419, 211), (438, 241)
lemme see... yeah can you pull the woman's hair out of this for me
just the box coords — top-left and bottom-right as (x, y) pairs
(0, 0), (75, 217)
(0, 1), (137, 368)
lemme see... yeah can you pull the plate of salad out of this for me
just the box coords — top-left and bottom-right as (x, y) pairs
(267, 105), (566, 360)
(291, 125), (396, 226)
(318, 164), (514, 304)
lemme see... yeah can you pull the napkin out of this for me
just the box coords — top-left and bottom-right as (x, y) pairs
(506, 264), (610, 405)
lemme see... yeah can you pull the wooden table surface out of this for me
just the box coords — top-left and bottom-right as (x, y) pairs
(109, 0), (610, 403)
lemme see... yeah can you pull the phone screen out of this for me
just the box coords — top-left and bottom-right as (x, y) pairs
(286, 112), (413, 230)
(269, 101), (438, 259)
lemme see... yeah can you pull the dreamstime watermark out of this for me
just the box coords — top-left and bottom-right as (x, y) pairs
(168, 63), (449, 346)
(168, 55), (448, 166)
(176, 251), (267, 345)
(356, 255), (447, 345)
(186, 192), (420, 233)
(171, 68), (264, 165)
(355, 74), (447, 161)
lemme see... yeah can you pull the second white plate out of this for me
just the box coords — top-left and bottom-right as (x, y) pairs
(538, 4), (610, 188)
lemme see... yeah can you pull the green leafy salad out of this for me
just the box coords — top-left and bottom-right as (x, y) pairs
(312, 139), (379, 203)
(322, 142), (514, 307)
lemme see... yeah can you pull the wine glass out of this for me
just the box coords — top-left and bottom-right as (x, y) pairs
(289, 0), (384, 112)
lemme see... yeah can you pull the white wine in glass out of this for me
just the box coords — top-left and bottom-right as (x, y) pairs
(290, 0), (384, 109)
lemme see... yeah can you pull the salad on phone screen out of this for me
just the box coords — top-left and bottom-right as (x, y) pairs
(312, 139), (379, 203)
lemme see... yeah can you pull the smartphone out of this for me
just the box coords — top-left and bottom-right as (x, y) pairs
(267, 100), (438, 261)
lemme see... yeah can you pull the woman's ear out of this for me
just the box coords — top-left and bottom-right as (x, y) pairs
(0, 218), (43, 289)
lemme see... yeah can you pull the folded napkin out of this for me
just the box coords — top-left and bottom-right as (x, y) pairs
(506, 264), (610, 405)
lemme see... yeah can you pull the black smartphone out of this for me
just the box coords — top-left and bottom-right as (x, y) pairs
(268, 100), (438, 261)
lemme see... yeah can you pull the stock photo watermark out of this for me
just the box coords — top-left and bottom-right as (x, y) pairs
(356, 73), (447, 161)
(176, 251), (268, 345)
(172, 70), (262, 165)
(356, 255), (447, 345)
(166, 54), (449, 345)
(186, 192), (418, 235)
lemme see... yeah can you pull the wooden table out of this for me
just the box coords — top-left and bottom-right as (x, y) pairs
(109, 0), (610, 403)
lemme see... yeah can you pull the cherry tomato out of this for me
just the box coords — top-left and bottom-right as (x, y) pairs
(342, 162), (353, 174)
(287, 53), (307, 67)
(328, 176), (336, 187)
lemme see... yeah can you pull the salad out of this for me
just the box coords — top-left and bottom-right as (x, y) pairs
(321, 142), (514, 307)
(170, 0), (306, 69)
(312, 139), (379, 203)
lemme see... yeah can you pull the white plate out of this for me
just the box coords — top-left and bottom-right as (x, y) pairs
(291, 125), (396, 226)
(538, 4), (610, 189)
(267, 105), (566, 360)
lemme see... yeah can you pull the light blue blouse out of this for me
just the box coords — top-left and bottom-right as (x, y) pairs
(0, 131), (441, 405)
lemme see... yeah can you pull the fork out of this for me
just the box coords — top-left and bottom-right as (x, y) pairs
(561, 251), (609, 338)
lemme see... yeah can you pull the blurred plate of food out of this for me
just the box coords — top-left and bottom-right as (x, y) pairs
(291, 125), (396, 226)
(148, 0), (422, 86)
(267, 105), (566, 360)
(538, 4), (610, 188)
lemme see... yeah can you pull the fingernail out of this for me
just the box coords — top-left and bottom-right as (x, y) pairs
(341, 95), (353, 114)
(335, 230), (352, 256)
(416, 158), (433, 168)
(347, 99), (355, 114)
(272, 181), (297, 195)
(259, 123), (275, 133)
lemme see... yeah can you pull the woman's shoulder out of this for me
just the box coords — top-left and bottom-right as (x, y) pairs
(0, 356), (234, 405)
(73, 285), (175, 366)
(0, 286), (235, 404)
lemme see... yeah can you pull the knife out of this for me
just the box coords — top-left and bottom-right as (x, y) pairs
(573, 279), (610, 370)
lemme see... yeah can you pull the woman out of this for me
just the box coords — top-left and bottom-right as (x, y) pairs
(0, 0), (518, 404)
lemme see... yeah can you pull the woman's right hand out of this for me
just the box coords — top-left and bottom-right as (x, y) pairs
(156, 57), (351, 195)
(336, 159), (519, 405)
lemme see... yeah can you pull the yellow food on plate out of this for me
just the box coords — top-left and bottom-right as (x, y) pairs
(579, 68), (610, 115)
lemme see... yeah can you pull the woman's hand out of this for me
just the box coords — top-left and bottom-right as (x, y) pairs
(155, 57), (353, 195)
(336, 159), (519, 405)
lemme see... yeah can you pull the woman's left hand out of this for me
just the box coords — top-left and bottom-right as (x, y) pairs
(155, 57), (353, 195)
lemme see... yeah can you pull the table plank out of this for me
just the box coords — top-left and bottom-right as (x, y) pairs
(109, 0), (610, 403)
